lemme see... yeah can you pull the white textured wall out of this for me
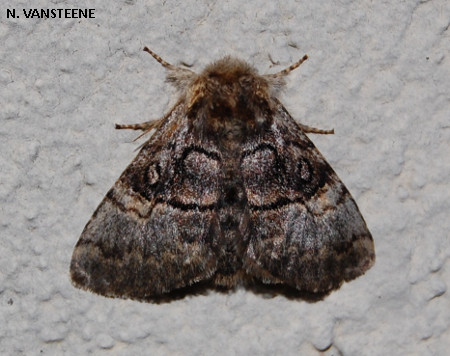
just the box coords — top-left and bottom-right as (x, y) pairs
(1, 0), (449, 355)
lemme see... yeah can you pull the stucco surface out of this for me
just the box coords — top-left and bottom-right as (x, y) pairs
(1, 1), (449, 355)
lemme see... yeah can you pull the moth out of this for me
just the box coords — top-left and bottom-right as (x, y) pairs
(70, 47), (375, 301)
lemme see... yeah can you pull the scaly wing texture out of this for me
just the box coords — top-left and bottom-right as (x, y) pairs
(70, 105), (223, 299)
(242, 105), (375, 293)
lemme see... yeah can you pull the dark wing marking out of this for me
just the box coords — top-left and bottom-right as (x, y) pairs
(242, 106), (375, 293)
(70, 105), (222, 300)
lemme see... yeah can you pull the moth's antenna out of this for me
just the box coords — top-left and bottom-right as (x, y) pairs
(270, 54), (308, 78)
(143, 47), (176, 69)
(143, 47), (195, 76)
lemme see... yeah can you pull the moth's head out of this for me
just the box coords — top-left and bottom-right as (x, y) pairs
(186, 57), (278, 112)
(143, 47), (308, 115)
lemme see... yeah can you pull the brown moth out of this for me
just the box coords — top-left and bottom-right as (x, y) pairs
(70, 47), (375, 301)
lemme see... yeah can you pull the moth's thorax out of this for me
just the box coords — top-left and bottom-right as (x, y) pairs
(185, 57), (274, 143)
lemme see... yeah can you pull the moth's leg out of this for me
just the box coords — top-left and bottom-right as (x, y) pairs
(115, 99), (183, 133)
(115, 118), (166, 142)
(115, 120), (160, 131)
(298, 123), (334, 135)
